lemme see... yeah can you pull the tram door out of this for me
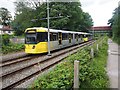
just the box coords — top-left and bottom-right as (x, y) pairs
(58, 32), (62, 45)
(69, 33), (71, 43)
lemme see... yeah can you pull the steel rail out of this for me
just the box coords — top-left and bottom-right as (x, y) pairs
(1, 40), (95, 90)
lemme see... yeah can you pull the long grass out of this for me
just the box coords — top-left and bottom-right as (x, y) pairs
(28, 37), (109, 89)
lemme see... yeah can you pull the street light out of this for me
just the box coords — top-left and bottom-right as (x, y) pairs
(47, 0), (51, 56)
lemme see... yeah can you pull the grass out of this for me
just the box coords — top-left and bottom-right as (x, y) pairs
(28, 36), (109, 89)
(80, 37), (109, 88)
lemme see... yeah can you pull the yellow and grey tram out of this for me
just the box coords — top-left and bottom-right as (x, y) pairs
(25, 27), (92, 54)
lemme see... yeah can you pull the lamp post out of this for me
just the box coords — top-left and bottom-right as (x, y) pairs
(47, 0), (51, 56)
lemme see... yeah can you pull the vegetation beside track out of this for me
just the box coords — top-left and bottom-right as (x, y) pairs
(29, 36), (109, 89)
(1, 43), (24, 54)
(1, 34), (24, 54)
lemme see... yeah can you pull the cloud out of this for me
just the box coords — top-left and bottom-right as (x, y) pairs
(0, 0), (119, 26)
(81, 0), (119, 26)
(0, 0), (15, 18)
(80, 0), (96, 7)
(97, 0), (114, 5)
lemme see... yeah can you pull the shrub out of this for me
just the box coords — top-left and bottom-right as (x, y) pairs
(29, 37), (109, 89)
(2, 34), (10, 45)
(2, 43), (24, 54)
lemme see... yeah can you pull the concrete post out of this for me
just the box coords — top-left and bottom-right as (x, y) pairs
(91, 48), (94, 58)
(100, 41), (102, 47)
(74, 60), (79, 89)
(97, 44), (99, 51)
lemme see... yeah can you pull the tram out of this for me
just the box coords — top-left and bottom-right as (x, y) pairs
(25, 27), (92, 54)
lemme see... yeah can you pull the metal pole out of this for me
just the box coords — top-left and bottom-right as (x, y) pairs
(47, 0), (51, 56)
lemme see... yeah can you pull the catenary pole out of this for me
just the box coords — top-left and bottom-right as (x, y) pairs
(47, 0), (51, 56)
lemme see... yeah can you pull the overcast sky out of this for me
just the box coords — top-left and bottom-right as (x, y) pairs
(0, 0), (119, 26)
(80, 0), (119, 26)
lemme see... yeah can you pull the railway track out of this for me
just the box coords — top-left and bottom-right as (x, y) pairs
(1, 55), (38, 67)
(1, 40), (95, 90)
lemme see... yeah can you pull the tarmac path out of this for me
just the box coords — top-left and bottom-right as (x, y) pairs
(107, 39), (120, 89)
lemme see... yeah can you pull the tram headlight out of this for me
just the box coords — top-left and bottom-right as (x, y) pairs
(32, 46), (35, 49)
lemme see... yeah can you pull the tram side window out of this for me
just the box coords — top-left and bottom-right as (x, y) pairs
(62, 33), (68, 40)
(75, 34), (78, 39)
(50, 33), (58, 41)
(68, 33), (73, 39)
(75, 34), (78, 41)
(71, 34), (73, 39)
(79, 34), (81, 38)
(80, 35), (83, 38)
(37, 32), (48, 42)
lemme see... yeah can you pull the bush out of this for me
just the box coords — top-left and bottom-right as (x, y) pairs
(1, 35), (25, 54)
(29, 37), (109, 89)
(2, 43), (24, 54)
(2, 34), (10, 45)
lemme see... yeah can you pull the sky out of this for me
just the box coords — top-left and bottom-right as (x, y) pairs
(0, 0), (15, 18)
(80, 0), (119, 26)
(0, 0), (119, 26)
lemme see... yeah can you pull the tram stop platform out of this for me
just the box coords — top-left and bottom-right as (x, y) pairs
(107, 39), (120, 89)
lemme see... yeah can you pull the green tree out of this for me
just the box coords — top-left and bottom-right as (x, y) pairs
(30, 2), (93, 31)
(12, 1), (34, 35)
(12, 1), (93, 35)
(0, 7), (12, 26)
(80, 12), (93, 32)
(108, 5), (120, 44)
